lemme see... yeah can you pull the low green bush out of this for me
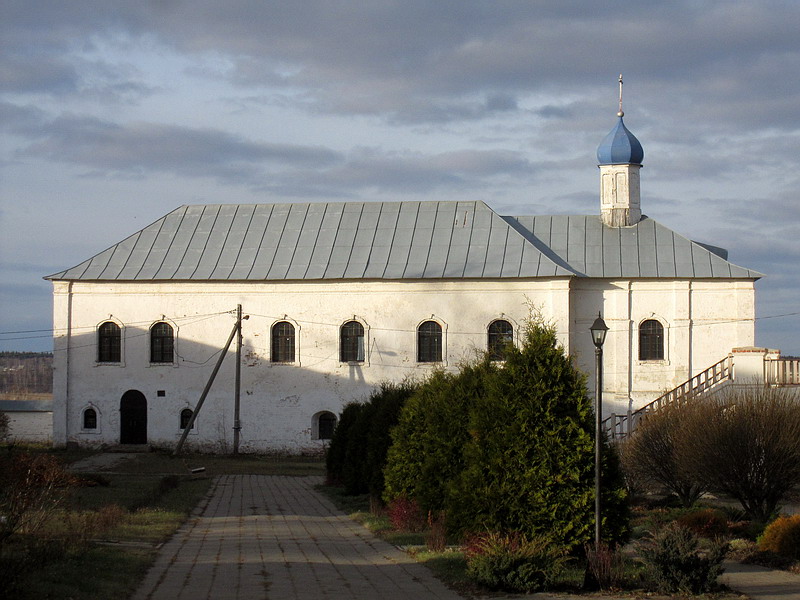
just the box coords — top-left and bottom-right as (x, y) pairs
(758, 514), (800, 559)
(640, 522), (728, 594)
(464, 531), (568, 593)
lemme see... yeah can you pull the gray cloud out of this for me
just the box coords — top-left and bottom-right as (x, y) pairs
(3, 1), (798, 127)
(11, 111), (343, 181)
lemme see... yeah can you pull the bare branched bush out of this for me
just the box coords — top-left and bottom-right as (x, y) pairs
(679, 386), (800, 522)
(0, 411), (9, 442)
(585, 542), (626, 590)
(620, 403), (705, 507)
(425, 510), (447, 552)
(0, 452), (75, 547)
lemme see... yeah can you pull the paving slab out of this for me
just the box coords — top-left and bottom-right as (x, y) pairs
(131, 473), (800, 600)
(721, 560), (800, 600)
(132, 475), (464, 600)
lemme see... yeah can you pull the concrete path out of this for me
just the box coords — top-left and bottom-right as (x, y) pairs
(69, 452), (141, 472)
(132, 475), (464, 600)
(130, 472), (800, 600)
(721, 561), (800, 600)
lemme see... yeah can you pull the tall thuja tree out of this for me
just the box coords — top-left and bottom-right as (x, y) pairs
(446, 317), (629, 551)
(383, 360), (497, 512)
(363, 382), (418, 498)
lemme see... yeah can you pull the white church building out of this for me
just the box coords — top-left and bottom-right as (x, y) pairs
(47, 109), (761, 453)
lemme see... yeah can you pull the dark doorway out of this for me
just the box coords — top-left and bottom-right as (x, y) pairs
(120, 390), (147, 444)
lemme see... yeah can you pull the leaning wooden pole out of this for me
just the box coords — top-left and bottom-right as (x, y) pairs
(173, 316), (240, 456)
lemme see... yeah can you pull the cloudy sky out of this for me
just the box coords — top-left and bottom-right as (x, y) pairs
(1, 0), (798, 355)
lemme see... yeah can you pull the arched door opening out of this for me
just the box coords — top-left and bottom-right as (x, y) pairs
(120, 390), (147, 444)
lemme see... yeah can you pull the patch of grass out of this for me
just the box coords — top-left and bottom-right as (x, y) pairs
(411, 549), (484, 597)
(14, 546), (153, 600)
(315, 483), (370, 513)
(4, 467), (214, 598)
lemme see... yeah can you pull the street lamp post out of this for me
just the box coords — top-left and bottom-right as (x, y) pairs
(590, 313), (608, 549)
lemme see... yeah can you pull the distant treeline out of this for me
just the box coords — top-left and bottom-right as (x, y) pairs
(0, 352), (53, 394)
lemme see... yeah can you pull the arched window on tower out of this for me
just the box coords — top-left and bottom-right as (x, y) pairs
(417, 320), (442, 363)
(98, 321), (121, 363)
(150, 322), (174, 363)
(639, 319), (664, 361)
(271, 321), (295, 363)
(340, 321), (365, 362)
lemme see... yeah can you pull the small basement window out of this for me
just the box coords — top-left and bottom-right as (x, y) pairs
(83, 408), (97, 430)
(180, 408), (194, 430)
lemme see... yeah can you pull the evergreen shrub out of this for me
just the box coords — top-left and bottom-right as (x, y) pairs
(325, 402), (364, 487)
(326, 382), (417, 497)
(464, 531), (568, 593)
(640, 523), (728, 594)
(758, 514), (800, 559)
(384, 317), (630, 552)
(383, 361), (495, 513)
(446, 320), (629, 551)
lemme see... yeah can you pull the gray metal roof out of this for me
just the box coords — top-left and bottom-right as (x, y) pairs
(47, 201), (761, 282)
(504, 215), (761, 279)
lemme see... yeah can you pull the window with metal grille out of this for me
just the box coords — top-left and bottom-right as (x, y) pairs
(487, 319), (513, 361)
(180, 408), (194, 430)
(639, 319), (664, 361)
(317, 412), (337, 440)
(340, 321), (365, 362)
(83, 408), (97, 429)
(98, 321), (121, 362)
(271, 321), (295, 363)
(150, 322), (174, 363)
(417, 320), (442, 363)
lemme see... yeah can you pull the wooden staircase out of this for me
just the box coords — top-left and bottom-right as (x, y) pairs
(603, 356), (733, 439)
(604, 352), (800, 440)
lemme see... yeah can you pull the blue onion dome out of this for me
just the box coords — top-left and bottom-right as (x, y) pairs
(596, 115), (644, 165)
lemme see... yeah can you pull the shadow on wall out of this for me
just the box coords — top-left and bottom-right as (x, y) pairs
(56, 322), (393, 453)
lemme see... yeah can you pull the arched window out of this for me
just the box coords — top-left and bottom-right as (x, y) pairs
(639, 319), (664, 361)
(150, 322), (174, 363)
(271, 321), (295, 363)
(417, 320), (442, 363)
(98, 321), (121, 363)
(83, 408), (97, 429)
(340, 321), (365, 362)
(317, 411), (337, 440)
(180, 408), (194, 430)
(487, 320), (513, 361)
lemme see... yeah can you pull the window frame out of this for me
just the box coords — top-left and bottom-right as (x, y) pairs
(180, 408), (194, 430)
(315, 411), (337, 440)
(271, 320), (297, 364)
(81, 405), (100, 434)
(340, 320), (366, 363)
(417, 319), (444, 363)
(150, 321), (175, 364)
(96, 319), (123, 365)
(83, 407), (97, 430)
(638, 318), (665, 361)
(487, 319), (514, 361)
